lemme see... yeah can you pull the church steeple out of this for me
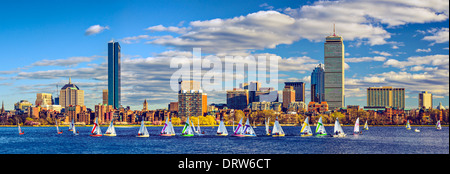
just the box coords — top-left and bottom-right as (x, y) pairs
(143, 99), (148, 111)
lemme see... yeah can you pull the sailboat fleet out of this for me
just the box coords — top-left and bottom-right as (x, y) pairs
(13, 115), (445, 137)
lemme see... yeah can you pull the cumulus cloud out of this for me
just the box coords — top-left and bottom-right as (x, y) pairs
(422, 27), (449, 45)
(145, 25), (188, 34)
(85, 25), (109, 36)
(31, 56), (98, 67)
(346, 56), (386, 63)
(384, 54), (449, 68)
(415, 48), (432, 52)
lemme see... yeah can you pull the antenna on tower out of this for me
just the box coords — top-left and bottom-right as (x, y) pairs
(333, 23), (336, 36)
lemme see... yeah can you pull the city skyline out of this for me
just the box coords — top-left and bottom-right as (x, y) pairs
(0, 0), (449, 110)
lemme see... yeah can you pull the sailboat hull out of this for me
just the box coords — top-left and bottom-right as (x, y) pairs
(19, 133), (24, 135)
(137, 135), (149, 137)
(160, 134), (175, 136)
(104, 133), (117, 136)
(231, 134), (245, 137)
(272, 134), (285, 137)
(216, 133), (228, 136)
(301, 134), (312, 137)
(333, 133), (347, 138)
(243, 134), (257, 137)
(315, 134), (327, 137)
(57, 132), (63, 134)
(181, 134), (194, 137)
(406, 128), (411, 130)
(90, 134), (102, 137)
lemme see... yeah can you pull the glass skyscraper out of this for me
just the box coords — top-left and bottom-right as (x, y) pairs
(311, 64), (325, 103)
(108, 41), (121, 109)
(324, 26), (345, 110)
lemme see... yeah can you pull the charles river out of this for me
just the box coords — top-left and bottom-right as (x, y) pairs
(0, 126), (448, 154)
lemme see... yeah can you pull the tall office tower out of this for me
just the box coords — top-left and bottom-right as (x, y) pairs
(108, 41), (121, 109)
(324, 25), (345, 110)
(419, 91), (433, 109)
(282, 86), (296, 109)
(60, 78), (84, 108)
(284, 82), (305, 102)
(311, 63), (325, 102)
(367, 86), (405, 109)
(248, 81), (261, 103)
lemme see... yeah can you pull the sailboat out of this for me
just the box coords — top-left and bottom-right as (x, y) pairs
(243, 118), (257, 137)
(160, 117), (176, 136)
(68, 118), (74, 131)
(300, 117), (312, 137)
(272, 116), (285, 137)
(363, 120), (369, 130)
(104, 119), (117, 136)
(90, 117), (102, 137)
(315, 116), (327, 137)
(72, 122), (79, 136)
(353, 117), (361, 135)
(18, 122), (24, 135)
(265, 118), (271, 136)
(436, 120), (442, 130)
(137, 120), (149, 137)
(406, 120), (411, 130)
(253, 120), (257, 128)
(181, 116), (194, 137)
(56, 119), (63, 134)
(231, 118), (244, 137)
(216, 117), (228, 136)
(333, 118), (346, 137)
(192, 118), (204, 135)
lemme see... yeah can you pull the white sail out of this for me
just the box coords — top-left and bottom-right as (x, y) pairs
(272, 117), (285, 135)
(334, 118), (344, 134)
(18, 124), (22, 134)
(315, 117), (327, 134)
(243, 118), (256, 136)
(363, 120), (369, 130)
(182, 116), (194, 135)
(354, 118), (360, 133)
(233, 118), (244, 135)
(265, 118), (270, 135)
(191, 119), (197, 133)
(436, 120), (442, 130)
(197, 118), (201, 134)
(300, 117), (312, 135)
(69, 118), (74, 130)
(138, 120), (149, 135)
(56, 120), (60, 133)
(105, 119), (116, 135)
(406, 120), (411, 129)
(72, 123), (78, 135)
(91, 118), (102, 135)
(217, 119), (228, 135)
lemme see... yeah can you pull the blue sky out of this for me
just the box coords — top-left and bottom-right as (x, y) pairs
(0, 0), (448, 110)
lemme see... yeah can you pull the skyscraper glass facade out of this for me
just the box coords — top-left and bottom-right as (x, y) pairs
(324, 34), (344, 110)
(108, 41), (121, 109)
(311, 64), (325, 103)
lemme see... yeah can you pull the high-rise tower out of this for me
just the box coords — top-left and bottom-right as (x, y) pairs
(324, 24), (345, 110)
(108, 41), (121, 109)
(311, 63), (325, 103)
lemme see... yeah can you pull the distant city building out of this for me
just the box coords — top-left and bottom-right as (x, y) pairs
(311, 63), (325, 103)
(108, 41), (121, 109)
(248, 81), (261, 103)
(437, 102), (445, 110)
(102, 89), (108, 105)
(282, 86), (295, 109)
(284, 82), (305, 102)
(419, 91), (432, 109)
(367, 86), (405, 110)
(287, 102), (307, 111)
(169, 102), (179, 112)
(15, 100), (33, 113)
(251, 102), (282, 112)
(178, 87), (207, 118)
(226, 88), (249, 110)
(308, 101), (329, 113)
(35, 93), (53, 106)
(59, 78), (84, 108)
(94, 104), (113, 124)
(324, 25), (345, 110)
(143, 99), (148, 111)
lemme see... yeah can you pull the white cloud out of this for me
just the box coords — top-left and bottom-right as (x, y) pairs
(415, 48), (432, 52)
(422, 27), (449, 45)
(346, 56), (386, 63)
(31, 56), (98, 67)
(85, 25), (109, 36)
(145, 24), (188, 34)
(384, 54), (449, 68)
(371, 51), (392, 57)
